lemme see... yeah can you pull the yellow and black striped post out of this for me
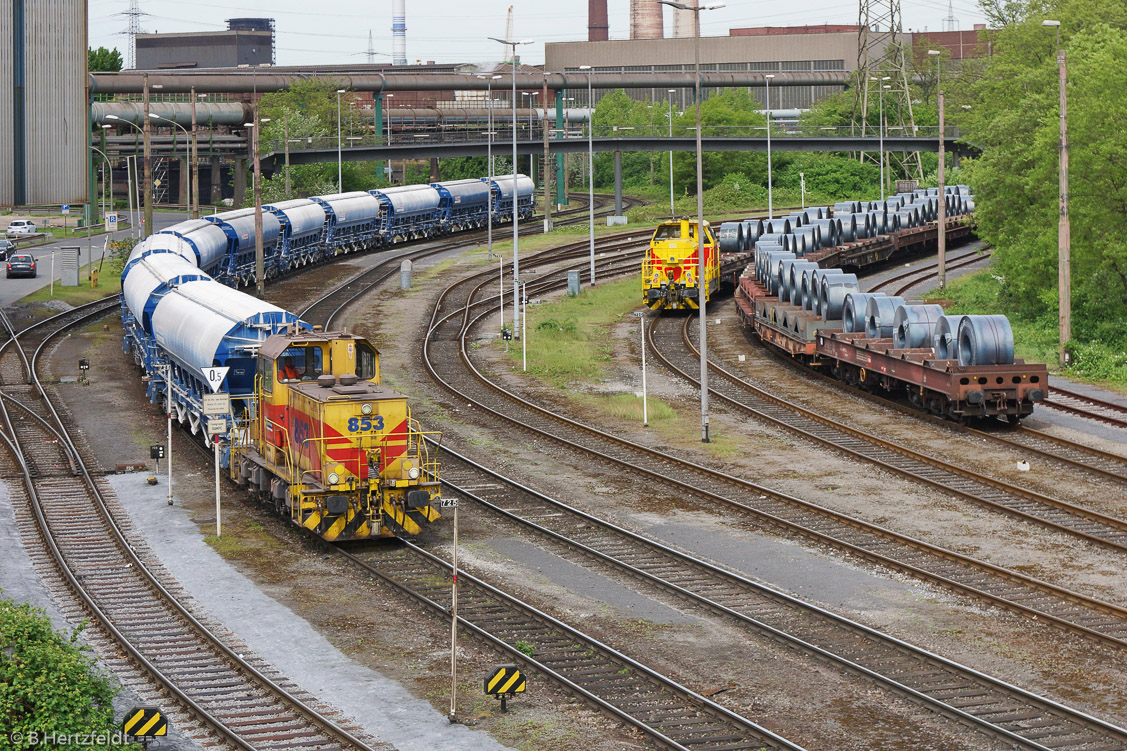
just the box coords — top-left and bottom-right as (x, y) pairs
(484, 664), (526, 713)
(122, 706), (167, 739)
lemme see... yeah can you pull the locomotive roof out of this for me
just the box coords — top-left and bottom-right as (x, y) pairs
(258, 331), (377, 359)
(288, 378), (405, 402)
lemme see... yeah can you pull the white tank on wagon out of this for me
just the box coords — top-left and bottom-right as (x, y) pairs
(158, 219), (231, 274)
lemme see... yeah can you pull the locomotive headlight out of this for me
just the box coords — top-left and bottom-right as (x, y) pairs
(327, 472), (340, 485)
(361, 403), (373, 415)
(408, 467), (421, 480)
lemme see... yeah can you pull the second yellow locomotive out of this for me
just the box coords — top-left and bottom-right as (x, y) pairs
(642, 218), (719, 310)
(230, 328), (441, 541)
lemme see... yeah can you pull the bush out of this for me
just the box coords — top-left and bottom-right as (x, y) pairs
(0, 595), (131, 748)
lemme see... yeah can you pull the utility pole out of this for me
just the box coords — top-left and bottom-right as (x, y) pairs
(252, 105), (265, 299)
(284, 111), (292, 199)
(191, 87), (200, 219)
(143, 74), (153, 233)
(937, 90), (946, 287)
(542, 75), (552, 233)
(1057, 47), (1070, 366)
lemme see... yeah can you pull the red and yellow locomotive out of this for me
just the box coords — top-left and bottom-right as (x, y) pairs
(642, 219), (719, 310)
(230, 329), (441, 541)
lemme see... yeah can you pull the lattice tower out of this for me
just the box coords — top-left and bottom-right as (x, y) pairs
(367, 30), (376, 64)
(854, 0), (923, 179)
(123, 0), (146, 70)
(942, 0), (959, 32)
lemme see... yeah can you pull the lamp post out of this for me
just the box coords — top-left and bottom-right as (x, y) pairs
(336, 89), (346, 192)
(244, 114), (271, 299)
(1044, 18), (1069, 367)
(870, 76), (891, 202)
(668, 89), (676, 220)
(765, 73), (774, 219)
(105, 114), (145, 233)
(90, 146), (112, 229)
(659, 0), (724, 444)
(488, 34), (535, 337)
(149, 113), (192, 216)
(485, 74), (502, 260)
(580, 65), (596, 286)
(928, 50), (946, 287)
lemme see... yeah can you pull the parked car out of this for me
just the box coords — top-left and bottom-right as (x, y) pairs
(6, 254), (37, 279)
(5, 220), (37, 236)
(0, 238), (12, 261)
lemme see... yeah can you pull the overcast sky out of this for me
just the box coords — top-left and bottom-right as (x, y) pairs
(88, 0), (988, 68)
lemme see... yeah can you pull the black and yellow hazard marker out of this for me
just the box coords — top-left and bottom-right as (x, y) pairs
(484, 664), (526, 712)
(122, 706), (167, 737)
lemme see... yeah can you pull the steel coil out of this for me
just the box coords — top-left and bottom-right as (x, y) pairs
(895, 208), (917, 228)
(718, 222), (743, 252)
(833, 200), (859, 215)
(809, 218), (838, 247)
(794, 226), (820, 251)
(933, 315), (963, 359)
(892, 304), (946, 349)
(787, 212), (806, 228)
(839, 214), (857, 243)
(762, 250), (794, 292)
(957, 315), (1015, 366)
(777, 258), (802, 302)
(851, 212), (872, 240)
(843, 292), (883, 333)
(864, 294), (906, 338)
(799, 266), (819, 310)
(810, 268), (844, 314)
(755, 244), (784, 284)
(742, 219), (764, 249)
(820, 274), (860, 321)
(786, 261), (818, 305)
(764, 218), (792, 235)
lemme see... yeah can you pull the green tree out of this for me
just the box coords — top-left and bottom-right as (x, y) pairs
(961, 1), (1127, 352)
(87, 47), (123, 73)
(1, 595), (132, 749)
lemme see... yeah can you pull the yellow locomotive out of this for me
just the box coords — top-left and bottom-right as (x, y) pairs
(642, 219), (719, 310)
(230, 329), (441, 541)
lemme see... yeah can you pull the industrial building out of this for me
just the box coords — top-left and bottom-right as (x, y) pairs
(135, 18), (276, 70)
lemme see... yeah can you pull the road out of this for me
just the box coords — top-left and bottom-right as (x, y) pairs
(0, 211), (195, 309)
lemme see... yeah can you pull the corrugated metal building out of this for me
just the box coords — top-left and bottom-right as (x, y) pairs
(545, 28), (881, 111)
(1, 0), (87, 207)
(136, 30), (273, 70)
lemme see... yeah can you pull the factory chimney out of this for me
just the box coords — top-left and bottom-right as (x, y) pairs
(588, 0), (609, 41)
(672, 0), (698, 37)
(392, 0), (407, 65)
(630, 0), (664, 39)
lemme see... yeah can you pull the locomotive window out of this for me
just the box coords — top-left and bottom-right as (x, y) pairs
(356, 343), (377, 381)
(653, 224), (683, 240)
(278, 346), (324, 382)
(261, 357), (273, 393)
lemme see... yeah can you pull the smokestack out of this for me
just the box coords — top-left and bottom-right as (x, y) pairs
(630, 0), (663, 39)
(588, 0), (609, 41)
(672, 0), (697, 37)
(392, 0), (407, 65)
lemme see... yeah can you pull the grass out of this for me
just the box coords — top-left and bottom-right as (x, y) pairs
(21, 247), (127, 305)
(573, 392), (675, 424)
(504, 277), (641, 388)
(925, 270), (1127, 388)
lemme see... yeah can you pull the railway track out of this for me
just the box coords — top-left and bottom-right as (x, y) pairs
(868, 248), (994, 296)
(291, 234), (808, 749)
(1041, 386), (1127, 430)
(0, 302), (385, 751)
(435, 446), (1127, 751)
(654, 314), (1127, 553)
(735, 321), (1127, 485)
(414, 249), (1127, 652)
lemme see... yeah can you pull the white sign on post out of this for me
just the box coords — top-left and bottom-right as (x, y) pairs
(206, 418), (227, 437)
(106, 213), (119, 232)
(61, 204), (70, 215)
(200, 367), (230, 393)
(202, 393), (230, 415)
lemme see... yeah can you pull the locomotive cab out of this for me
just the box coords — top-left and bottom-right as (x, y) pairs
(642, 219), (719, 310)
(231, 329), (441, 541)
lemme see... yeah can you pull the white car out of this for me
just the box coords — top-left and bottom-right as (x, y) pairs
(5, 220), (37, 237)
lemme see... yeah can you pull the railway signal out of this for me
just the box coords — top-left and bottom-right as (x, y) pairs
(484, 664), (526, 712)
(122, 706), (167, 741)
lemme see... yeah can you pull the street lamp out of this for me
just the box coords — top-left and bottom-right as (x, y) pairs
(488, 34), (535, 337)
(149, 112), (192, 216)
(336, 89), (346, 192)
(928, 50), (947, 287)
(870, 76), (891, 201)
(658, 0), (724, 444)
(667, 88), (676, 220)
(243, 115), (272, 298)
(90, 146), (112, 230)
(484, 74), (502, 260)
(764, 73), (774, 219)
(580, 65), (596, 286)
(1043, 18), (1069, 366)
(385, 93), (395, 184)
